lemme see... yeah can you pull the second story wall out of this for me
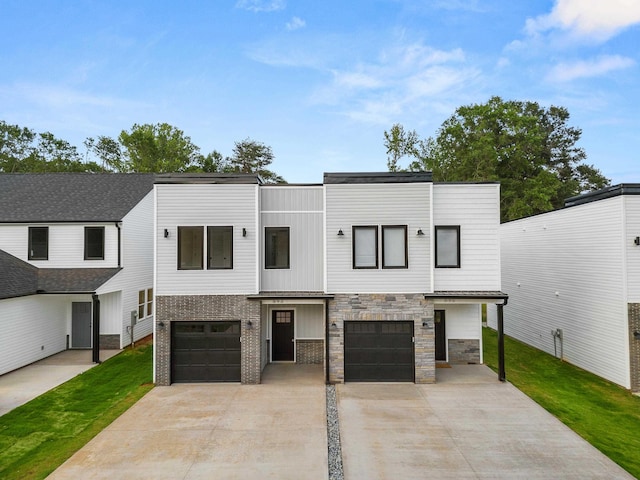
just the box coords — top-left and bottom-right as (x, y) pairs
(155, 183), (259, 296)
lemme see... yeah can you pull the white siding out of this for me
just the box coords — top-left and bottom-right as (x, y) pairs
(436, 303), (482, 363)
(500, 197), (630, 388)
(325, 183), (432, 293)
(98, 291), (122, 335)
(265, 304), (324, 339)
(0, 295), (68, 375)
(155, 184), (258, 295)
(433, 184), (501, 291)
(0, 223), (119, 268)
(624, 196), (640, 303)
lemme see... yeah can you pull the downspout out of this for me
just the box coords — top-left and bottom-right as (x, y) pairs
(115, 222), (122, 267)
(325, 298), (330, 385)
(92, 293), (101, 364)
(497, 298), (508, 382)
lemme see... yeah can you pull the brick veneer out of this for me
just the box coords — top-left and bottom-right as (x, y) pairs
(99, 334), (120, 350)
(629, 303), (640, 392)
(448, 339), (480, 364)
(296, 339), (324, 364)
(155, 295), (261, 385)
(328, 293), (435, 384)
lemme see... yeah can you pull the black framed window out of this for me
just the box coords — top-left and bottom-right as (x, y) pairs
(84, 227), (105, 260)
(208, 226), (233, 269)
(382, 225), (408, 269)
(435, 225), (460, 268)
(265, 227), (290, 269)
(178, 226), (204, 270)
(28, 226), (48, 260)
(353, 226), (378, 269)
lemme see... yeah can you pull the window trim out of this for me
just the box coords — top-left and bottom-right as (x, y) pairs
(352, 225), (379, 269)
(265, 226), (290, 269)
(177, 226), (204, 270)
(28, 226), (49, 260)
(435, 225), (461, 268)
(382, 225), (408, 269)
(207, 226), (234, 270)
(84, 226), (105, 260)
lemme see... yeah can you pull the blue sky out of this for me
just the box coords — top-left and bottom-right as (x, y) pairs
(1, 0), (638, 184)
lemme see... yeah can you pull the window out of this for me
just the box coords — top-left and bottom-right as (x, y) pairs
(382, 225), (407, 268)
(84, 227), (105, 260)
(353, 226), (378, 269)
(435, 225), (460, 268)
(28, 226), (48, 260)
(265, 227), (290, 269)
(138, 288), (153, 319)
(178, 226), (204, 270)
(208, 226), (233, 269)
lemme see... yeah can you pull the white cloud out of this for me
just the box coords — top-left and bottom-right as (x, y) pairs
(546, 55), (635, 82)
(526, 0), (640, 41)
(286, 16), (305, 31)
(235, 0), (285, 13)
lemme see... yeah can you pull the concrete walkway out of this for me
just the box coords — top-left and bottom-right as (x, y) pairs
(337, 365), (634, 479)
(0, 349), (120, 416)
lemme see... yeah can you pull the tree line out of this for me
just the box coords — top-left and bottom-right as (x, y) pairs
(0, 121), (284, 183)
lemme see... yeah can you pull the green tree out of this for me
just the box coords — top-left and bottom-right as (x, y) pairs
(387, 97), (610, 222)
(0, 120), (103, 172)
(384, 123), (420, 172)
(228, 138), (285, 184)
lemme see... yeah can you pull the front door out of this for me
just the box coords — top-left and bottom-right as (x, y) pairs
(435, 310), (446, 361)
(272, 310), (294, 361)
(72, 302), (92, 348)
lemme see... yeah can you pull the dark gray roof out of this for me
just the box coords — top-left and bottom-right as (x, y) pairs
(324, 172), (433, 184)
(564, 184), (640, 208)
(37, 268), (121, 293)
(247, 291), (335, 300)
(155, 173), (263, 184)
(0, 250), (39, 299)
(425, 291), (509, 300)
(0, 173), (155, 222)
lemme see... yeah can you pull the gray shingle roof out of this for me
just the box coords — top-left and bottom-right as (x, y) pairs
(0, 249), (38, 299)
(0, 173), (154, 222)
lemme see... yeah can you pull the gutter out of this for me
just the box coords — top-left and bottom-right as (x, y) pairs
(325, 298), (330, 384)
(92, 293), (101, 364)
(115, 222), (122, 267)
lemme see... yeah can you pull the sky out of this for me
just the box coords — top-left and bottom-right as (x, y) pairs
(1, 0), (639, 184)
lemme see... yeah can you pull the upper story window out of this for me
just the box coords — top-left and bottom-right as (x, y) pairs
(353, 226), (378, 269)
(435, 225), (460, 268)
(28, 226), (48, 260)
(178, 226), (203, 270)
(382, 225), (408, 269)
(265, 226), (290, 269)
(84, 227), (105, 260)
(208, 226), (233, 269)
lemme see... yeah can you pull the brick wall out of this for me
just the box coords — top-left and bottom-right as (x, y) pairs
(99, 334), (120, 350)
(328, 293), (435, 384)
(296, 339), (324, 364)
(448, 339), (480, 364)
(629, 303), (640, 392)
(155, 295), (261, 385)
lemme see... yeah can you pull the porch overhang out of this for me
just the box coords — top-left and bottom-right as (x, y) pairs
(425, 291), (508, 304)
(247, 292), (334, 304)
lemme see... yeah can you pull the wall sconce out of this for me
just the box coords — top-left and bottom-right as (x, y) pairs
(634, 331), (640, 339)
(243, 228), (247, 237)
(417, 228), (425, 236)
(337, 229), (344, 236)
(164, 229), (170, 238)
(247, 320), (253, 328)
(158, 321), (166, 330)
(331, 321), (337, 329)
(635, 237), (640, 246)
(422, 320), (429, 327)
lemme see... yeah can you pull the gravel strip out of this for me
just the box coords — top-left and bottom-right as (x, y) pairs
(326, 384), (344, 480)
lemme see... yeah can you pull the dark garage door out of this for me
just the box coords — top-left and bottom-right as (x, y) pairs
(172, 321), (241, 383)
(344, 321), (414, 382)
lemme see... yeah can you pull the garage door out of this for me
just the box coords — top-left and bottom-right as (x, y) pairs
(172, 321), (241, 383)
(344, 321), (414, 382)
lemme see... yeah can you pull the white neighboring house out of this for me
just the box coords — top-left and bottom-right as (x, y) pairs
(0, 173), (155, 376)
(488, 184), (640, 392)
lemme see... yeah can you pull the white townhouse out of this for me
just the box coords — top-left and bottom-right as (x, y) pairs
(153, 172), (507, 385)
(489, 184), (640, 392)
(0, 173), (155, 375)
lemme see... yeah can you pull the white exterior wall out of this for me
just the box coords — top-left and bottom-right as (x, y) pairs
(260, 186), (324, 292)
(433, 184), (501, 291)
(624, 196), (640, 303)
(0, 295), (68, 375)
(155, 184), (258, 295)
(0, 223), (119, 268)
(500, 196), (630, 389)
(325, 183), (432, 293)
(435, 303), (483, 363)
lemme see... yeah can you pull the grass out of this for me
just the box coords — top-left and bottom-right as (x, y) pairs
(483, 327), (640, 478)
(0, 341), (153, 480)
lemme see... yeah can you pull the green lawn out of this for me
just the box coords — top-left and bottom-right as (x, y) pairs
(0, 342), (153, 480)
(483, 327), (640, 478)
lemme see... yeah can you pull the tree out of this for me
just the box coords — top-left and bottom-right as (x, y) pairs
(384, 123), (420, 172)
(228, 138), (285, 184)
(387, 97), (610, 221)
(0, 120), (103, 173)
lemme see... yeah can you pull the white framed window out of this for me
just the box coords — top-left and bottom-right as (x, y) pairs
(435, 225), (460, 268)
(138, 288), (153, 319)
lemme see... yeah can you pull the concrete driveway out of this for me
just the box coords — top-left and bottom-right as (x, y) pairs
(337, 365), (634, 479)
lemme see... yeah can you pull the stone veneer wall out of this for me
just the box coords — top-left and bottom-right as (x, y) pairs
(100, 334), (120, 350)
(328, 293), (434, 384)
(629, 303), (640, 392)
(447, 339), (480, 364)
(296, 339), (324, 364)
(155, 295), (261, 385)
